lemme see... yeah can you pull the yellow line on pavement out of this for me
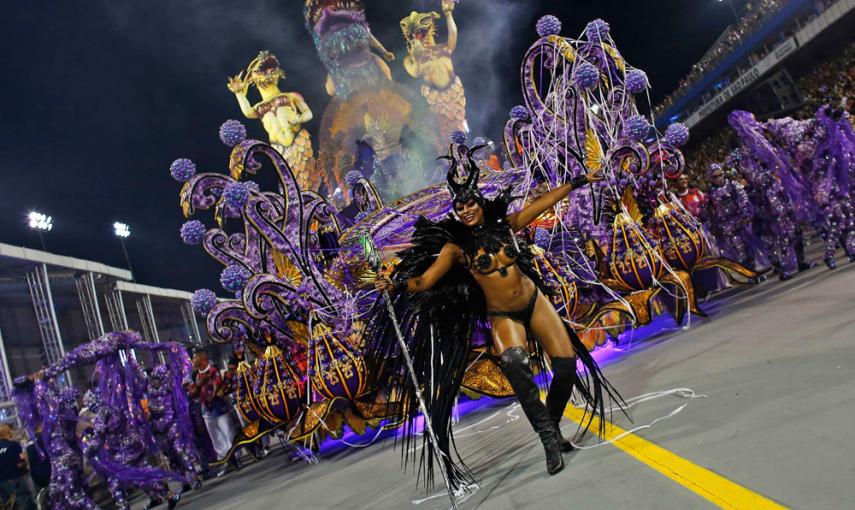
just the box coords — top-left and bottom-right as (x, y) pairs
(562, 405), (788, 509)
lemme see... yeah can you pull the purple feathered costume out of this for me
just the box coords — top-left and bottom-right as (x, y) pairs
(13, 332), (196, 510)
(147, 364), (201, 484)
(729, 111), (811, 279)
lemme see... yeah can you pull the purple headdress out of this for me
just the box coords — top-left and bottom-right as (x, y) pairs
(707, 163), (723, 176)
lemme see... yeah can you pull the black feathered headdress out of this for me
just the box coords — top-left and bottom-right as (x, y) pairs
(442, 143), (487, 205)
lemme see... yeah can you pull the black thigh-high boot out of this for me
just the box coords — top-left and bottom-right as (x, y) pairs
(545, 357), (577, 452)
(499, 347), (565, 475)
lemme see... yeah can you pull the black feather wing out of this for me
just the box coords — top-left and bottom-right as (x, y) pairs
(363, 215), (481, 490)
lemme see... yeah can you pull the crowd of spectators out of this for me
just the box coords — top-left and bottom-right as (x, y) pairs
(794, 42), (855, 116)
(681, 41), (855, 189)
(654, 0), (787, 117)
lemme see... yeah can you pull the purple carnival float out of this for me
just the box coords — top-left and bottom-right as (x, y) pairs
(169, 14), (759, 465)
(500, 16), (756, 333)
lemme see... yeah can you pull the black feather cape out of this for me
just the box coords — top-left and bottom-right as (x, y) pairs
(363, 193), (624, 491)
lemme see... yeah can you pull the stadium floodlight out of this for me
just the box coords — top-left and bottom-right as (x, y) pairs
(113, 221), (131, 238)
(28, 211), (53, 231)
(27, 211), (52, 250)
(113, 221), (135, 280)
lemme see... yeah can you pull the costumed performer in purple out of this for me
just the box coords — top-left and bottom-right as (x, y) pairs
(82, 387), (179, 510)
(147, 364), (203, 491)
(13, 380), (100, 510)
(704, 162), (766, 270)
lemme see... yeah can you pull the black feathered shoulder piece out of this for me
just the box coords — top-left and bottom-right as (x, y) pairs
(361, 214), (482, 492)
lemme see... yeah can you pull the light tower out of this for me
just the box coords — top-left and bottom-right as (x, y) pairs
(113, 221), (135, 281)
(27, 211), (53, 250)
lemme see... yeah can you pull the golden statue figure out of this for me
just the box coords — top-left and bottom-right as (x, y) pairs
(401, 0), (468, 141)
(228, 51), (318, 190)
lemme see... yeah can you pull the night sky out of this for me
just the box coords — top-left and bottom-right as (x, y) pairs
(0, 0), (742, 294)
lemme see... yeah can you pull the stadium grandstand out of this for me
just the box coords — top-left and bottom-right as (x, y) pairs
(653, 0), (855, 184)
(655, 0), (854, 127)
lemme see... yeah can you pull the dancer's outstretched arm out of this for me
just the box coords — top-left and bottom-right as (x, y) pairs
(376, 243), (462, 293)
(507, 170), (600, 232)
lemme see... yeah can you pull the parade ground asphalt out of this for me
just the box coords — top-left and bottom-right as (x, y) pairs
(167, 253), (855, 510)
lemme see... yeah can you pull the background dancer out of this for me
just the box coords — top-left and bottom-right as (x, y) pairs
(704, 163), (766, 270)
(147, 365), (202, 492)
(188, 348), (238, 477)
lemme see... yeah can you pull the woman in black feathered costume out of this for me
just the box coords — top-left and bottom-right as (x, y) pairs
(365, 143), (624, 492)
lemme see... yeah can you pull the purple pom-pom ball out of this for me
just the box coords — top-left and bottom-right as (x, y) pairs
(665, 123), (690, 147)
(625, 115), (650, 141)
(223, 181), (250, 209)
(574, 63), (600, 90)
(625, 70), (649, 94)
(510, 105), (531, 120)
(170, 158), (196, 182)
(180, 220), (206, 245)
(220, 265), (251, 293)
(191, 289), (217, 315)
(345, 170), (363, 188)
(536, 15), (562, 37)
(585, 19), (610, 41)
(244, 181), (260, 193)
(219, 120), (247, 147)
(449, 129), (468, 145)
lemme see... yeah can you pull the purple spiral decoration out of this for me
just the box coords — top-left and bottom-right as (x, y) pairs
(625, 115), (650, 141)
(585, 19), (610, 41)
(180, 220), (206, 245)
(649, 143), (686, 180)
(536, 15), (562, 37)
(170, 158), (196, 182)
(191, 289), (217, 315)
(223, 181), (250, 209)
(219, 120), (247, 148)
(625, 69), (649, 94)
(450, 129), (468, 145)
(220, 265), (251, 293)
(510, 105), (531, 120)
(609, 140), (650, 176)
(665, 123), (690, 147)
(574, 63), (600, 90)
